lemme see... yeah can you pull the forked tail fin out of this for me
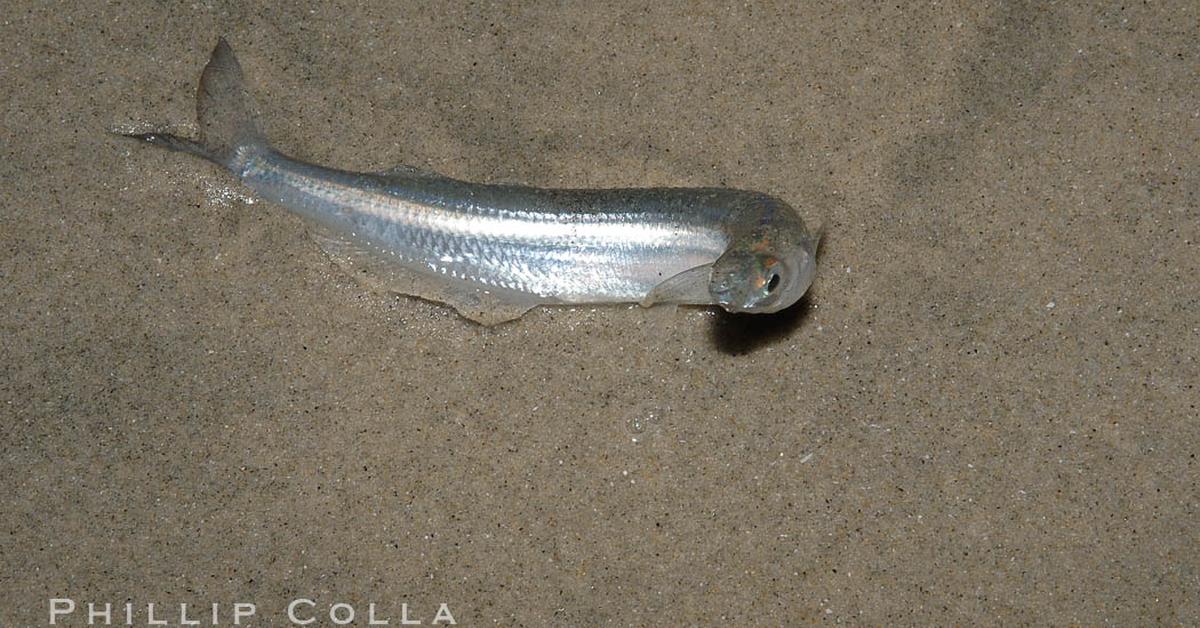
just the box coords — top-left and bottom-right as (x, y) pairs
(123, 37), (266, 169)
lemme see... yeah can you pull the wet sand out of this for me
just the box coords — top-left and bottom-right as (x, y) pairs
(3, 2), (1198, 624)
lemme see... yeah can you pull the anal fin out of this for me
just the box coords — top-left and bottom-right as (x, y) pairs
(311, 227), (540, 325)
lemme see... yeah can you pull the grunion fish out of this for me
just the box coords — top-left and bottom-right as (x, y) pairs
(125, 38), (820, 325)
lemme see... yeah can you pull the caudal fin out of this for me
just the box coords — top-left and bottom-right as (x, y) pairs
(124, 37), (266, 168)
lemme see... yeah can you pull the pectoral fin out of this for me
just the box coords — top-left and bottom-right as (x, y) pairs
(640, 264), (714, 308)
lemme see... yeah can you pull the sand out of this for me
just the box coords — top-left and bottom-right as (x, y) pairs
(3, 1), (1197, 624)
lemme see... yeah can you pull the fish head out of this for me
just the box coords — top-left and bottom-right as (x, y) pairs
(709, 219), (819, 314)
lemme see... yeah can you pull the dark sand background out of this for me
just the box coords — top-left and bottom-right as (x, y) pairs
(3, 1), (1197, 625)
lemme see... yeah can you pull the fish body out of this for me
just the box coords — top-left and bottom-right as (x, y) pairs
(128, 39), (819, 324)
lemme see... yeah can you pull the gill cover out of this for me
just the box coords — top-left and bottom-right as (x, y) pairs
(708, 204), (819, 314)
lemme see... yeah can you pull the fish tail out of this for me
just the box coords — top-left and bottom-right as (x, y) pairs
(123, 37), (267, 169)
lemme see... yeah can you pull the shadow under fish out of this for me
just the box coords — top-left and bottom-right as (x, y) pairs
(709, 293), (815, 355)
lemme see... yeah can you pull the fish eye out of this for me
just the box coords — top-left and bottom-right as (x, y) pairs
(766, 272), (781, 293)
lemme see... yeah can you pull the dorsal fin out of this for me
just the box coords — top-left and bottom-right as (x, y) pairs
(378, 164), (445, 180)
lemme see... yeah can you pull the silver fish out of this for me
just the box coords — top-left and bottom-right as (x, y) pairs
(126, 39), (820, 324)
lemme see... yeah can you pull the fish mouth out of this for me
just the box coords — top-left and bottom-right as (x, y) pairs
(710, 285), (738, 310)
(713, 292), (755, 314)
(711, 285), (770, 314)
